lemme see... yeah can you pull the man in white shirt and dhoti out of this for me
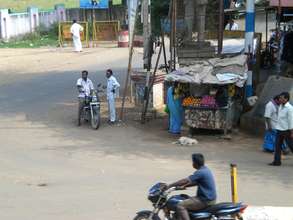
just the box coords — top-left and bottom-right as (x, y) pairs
(106, 69), (120, 124)
(70, 20), (84, 52)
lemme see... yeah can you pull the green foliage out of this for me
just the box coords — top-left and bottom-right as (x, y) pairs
(206, 0), (219, 31)
(0, 0), (78, 12)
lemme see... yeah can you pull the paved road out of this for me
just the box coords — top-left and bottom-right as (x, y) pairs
(0, 48), (292, 220)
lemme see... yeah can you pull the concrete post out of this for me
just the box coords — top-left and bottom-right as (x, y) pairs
(245, 0), (255, 52)
(245, 0), (255, 97)
(27, 7), (39, 32)
(195, 0), (208, 43)
(184, 0), (194, 41)
(55, 4), (66, 22)
(0, 9), (10, 40)
(142, 0), (151, 69)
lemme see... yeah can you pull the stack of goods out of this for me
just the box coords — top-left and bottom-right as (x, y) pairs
(182, 96), (218, 108)
(200, 95), (218, 108)
(182, 97), (201, 107)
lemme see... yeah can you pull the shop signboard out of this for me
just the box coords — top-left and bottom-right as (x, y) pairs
(80, 0), (109, 9)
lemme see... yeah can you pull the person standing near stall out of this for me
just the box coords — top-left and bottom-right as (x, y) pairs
(263, 95), (290, 154)
(269, 92), (293, 166)
(106, 69), (120, 124)
(167, 82), (184, 134)
(225, 19), (239, 31)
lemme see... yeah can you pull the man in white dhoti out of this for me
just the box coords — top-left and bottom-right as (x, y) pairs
(106, 69), (120, 124)
(70, 20), (84, 52)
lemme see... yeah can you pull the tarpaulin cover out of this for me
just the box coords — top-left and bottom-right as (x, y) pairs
(210, 39), (257, 54)
(165, 55), (248, 87)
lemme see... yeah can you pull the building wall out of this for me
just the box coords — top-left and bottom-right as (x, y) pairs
(175, 1), (276, 42)
(9, 13), (31, 38)
(39, 10), (58, 28)
(0, 5), (66, 40)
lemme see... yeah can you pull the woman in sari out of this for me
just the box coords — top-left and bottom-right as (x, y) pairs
(167, 82), (184, 134)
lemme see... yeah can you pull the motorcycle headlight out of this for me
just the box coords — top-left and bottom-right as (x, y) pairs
(148, 193), (160, 203)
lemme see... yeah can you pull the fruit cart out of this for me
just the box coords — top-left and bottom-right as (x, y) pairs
(165, 54), (247, 135)
(183, 95), (234, 135)
(182, 89), (235, 135)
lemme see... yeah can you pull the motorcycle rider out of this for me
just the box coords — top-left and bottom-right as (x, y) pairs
(76, 70), (95, 126)
(164, 154), (217, 220)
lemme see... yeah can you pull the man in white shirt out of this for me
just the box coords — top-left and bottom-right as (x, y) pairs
(263, 95), (290, 153)
(225, 19), (239, 31)
(106, 69), (120, 124)
(76, 70), (95, 126)
(264, 96), (279, 130)
(70, 20), (84, 52)
(269, 92), (293, 166)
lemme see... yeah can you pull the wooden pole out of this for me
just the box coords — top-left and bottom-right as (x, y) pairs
(141, 40), (163, 123)
(149, 43), (163, 95)
(173, 0), (177, 70)
(119, 1), (140, 121)
(119, 34), (135, 121)
(218, 0), (224, 55)
(141, 0), (152, 122)
(58, 22), (62, 47)
(109, 0), (112, 21)
(265, 8), (268, 51)
(277, 0), (282, 76)
(170, 0), (174, 70)
(83, 9), (86, 21)
(162, 30), (169, 73)
(143, 0), (151, 69)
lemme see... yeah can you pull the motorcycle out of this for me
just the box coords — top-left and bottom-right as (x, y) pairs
(78, 85), (103, 130)
(134, 183), (247, 220)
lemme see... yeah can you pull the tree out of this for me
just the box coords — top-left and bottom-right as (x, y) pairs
(151, 0), (170, 36)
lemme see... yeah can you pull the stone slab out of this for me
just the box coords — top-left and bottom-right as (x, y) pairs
(241, 76), (293, 136)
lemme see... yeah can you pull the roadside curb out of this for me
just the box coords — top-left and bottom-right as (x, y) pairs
(243, 206), (293, 220)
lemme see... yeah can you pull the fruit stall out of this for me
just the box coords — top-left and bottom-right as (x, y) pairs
(165, 54), (247, 134)
(181, 86), (235, 135)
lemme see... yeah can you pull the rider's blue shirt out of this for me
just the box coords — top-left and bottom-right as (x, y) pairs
(188, 166), (217, 202)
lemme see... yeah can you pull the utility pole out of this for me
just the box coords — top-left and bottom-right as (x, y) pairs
(244, 0), (255, 98)
(141, 0), (152, 123)
(170, 0), (174, 70)
(91, 1), (96, 47)
(277, 0), (282, 76)
(120, 0), (140, 121)
(143, 0), (151, 70)
(218, 0), (224, 55)
(245, 0), (255, 53)
(173, 0), (177, 70)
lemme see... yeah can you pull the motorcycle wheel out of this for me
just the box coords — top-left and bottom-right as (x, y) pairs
(91, 108), (100, 130)
(77, 109), (83, 126)
(133, 213), (161, 220)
